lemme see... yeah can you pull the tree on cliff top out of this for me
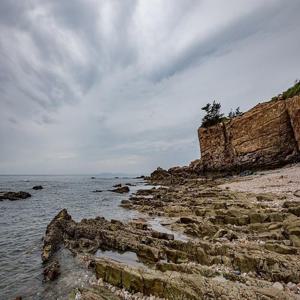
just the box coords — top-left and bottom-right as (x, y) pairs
(201, 101), (224, 128)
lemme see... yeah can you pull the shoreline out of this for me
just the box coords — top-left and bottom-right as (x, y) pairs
(41, 163), (300, 299)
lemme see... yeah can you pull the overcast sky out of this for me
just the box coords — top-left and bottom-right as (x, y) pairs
(0, 0), (300, 175)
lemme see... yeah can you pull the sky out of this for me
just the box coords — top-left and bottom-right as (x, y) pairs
(0, 0), (300, 175)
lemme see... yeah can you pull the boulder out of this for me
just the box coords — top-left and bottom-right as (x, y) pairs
(110, 186), (130, 194)
(43, 260), (60, 281)
(0, 191), (31, 201)
(150, 167), (170, 180)
(32, 185), (43, 190)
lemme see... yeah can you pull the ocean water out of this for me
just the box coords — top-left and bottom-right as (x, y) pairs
(0, 175), (146, 300)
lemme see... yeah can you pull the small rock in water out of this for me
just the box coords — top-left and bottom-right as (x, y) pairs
(113, 183), (122, 187)
(272, 282), (284, 290)
(110, 186), (130, 193)
(32, 185), (43, 190)
(0, 191), (31, 201)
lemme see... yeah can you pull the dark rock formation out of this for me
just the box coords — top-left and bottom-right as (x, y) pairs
(110, 186), (129, 194)
(0, 191), (31, 201)
(43, 260), (60, 281)
(32, 185), (43, 190)
(42, 209), (73, 263)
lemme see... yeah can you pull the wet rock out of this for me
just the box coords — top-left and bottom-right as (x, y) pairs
(42, 209), (74, 263)
(0, 191), (31, 201)
(110, 186), (130, 194)
(151, 231), (174, 240)
(179, 217), (198, 224)
(43, 260), (60, 281)
(120, 200), (132, 209)
(113, 184), (122, 188)
(32, 185), (43, 190)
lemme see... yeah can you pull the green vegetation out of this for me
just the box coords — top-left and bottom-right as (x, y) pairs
(201, 101), (243, 128)
(271, 80), (300, 101)
(201, 101), (224, 128)
(228, 107), (243, 118)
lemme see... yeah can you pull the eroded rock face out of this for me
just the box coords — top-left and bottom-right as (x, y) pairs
(197, 96), (300, 172)
(0, 191), (31, 201)
(42, 208), (74, 263)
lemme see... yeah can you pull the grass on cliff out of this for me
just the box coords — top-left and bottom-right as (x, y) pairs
(271, 80), (300, 101)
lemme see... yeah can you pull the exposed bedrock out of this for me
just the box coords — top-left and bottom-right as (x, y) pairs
(197, 96), (300, 172)
(43, 180), (300, 298)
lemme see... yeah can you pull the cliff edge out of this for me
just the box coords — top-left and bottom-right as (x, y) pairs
(196, 96), (300, 172)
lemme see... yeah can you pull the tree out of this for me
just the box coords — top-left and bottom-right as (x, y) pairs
(201, 101), (224, 128)
(228, 107), (243, 118)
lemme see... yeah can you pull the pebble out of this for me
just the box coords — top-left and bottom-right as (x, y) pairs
(272, 282), (284, 290)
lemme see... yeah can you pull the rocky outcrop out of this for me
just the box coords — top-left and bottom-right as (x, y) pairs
(197, 96), (300, 172)
(43, 176), (300, 298)
(110, 186), (130, 194)
(32, 185), (43, 190)
(0, 191), (31, 201)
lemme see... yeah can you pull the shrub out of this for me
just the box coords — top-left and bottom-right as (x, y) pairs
(228, 107), (243, 118)
(201, 101), (225, 128)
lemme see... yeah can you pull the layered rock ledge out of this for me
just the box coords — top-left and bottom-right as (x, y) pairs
(42, 166), (300, 299)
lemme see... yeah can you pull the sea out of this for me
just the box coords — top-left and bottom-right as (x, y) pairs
(0, 175), (147, 300)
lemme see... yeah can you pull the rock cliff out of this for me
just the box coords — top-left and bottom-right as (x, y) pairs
(197, 96), (300, 172)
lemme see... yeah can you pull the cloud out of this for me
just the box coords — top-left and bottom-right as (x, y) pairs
(0, 0), (300, 174)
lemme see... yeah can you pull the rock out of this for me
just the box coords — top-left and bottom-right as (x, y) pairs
(32, 185), (43, 190)
(256, 195), (273, 202)
(113, 184), (122, 188)
(41, 209), (73, 263)
(294, 190), (300, 198)
(110, 186), (130, 194)
(120, 199), (132, 208)
(179, 217), (198, 224)
(0, 191), (31, 201)
(91, 177), (96, 179)
(151, 231), (174, 240)
(43, 260), (60, 281)
(272, 282), (284, 290)
(197, 96), (300, 172)
(15, 297), (22, 300)
(150, 167), (170, 181)
(92, 190), (103, 193)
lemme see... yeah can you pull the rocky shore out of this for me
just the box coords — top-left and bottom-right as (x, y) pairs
(41, 164), (300, 299)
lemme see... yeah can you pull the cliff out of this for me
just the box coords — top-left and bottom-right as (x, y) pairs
(197, 96), (300, 172)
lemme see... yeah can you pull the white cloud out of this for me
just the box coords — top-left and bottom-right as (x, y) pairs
(0, 0), (299, 174)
